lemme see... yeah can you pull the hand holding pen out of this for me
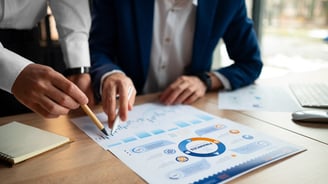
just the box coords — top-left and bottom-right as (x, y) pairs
(111, 86), (133, 135)
(101, 73), (136, 134)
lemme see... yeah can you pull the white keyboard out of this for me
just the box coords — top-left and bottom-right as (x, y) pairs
(289, 83), (328, 108)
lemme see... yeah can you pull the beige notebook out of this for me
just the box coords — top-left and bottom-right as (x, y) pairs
(0, 121), (70, 166)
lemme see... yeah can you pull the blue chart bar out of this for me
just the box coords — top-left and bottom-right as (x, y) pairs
(123, 137), (137, 143)
(136, 132), (152, 138)
(108, 142), (122, 148)
(190, 119), (202, 124)
(151, 129), (165, 135)
(168, 127), (179, 131)
(175, 122), (190, 128)
(197, 114), (214, 121)
(195, 124), (225, 136)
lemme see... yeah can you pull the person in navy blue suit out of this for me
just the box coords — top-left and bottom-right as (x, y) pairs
(89, 0), (263, 127)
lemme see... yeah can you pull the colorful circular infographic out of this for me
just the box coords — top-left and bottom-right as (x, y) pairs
(178, 137), (226, 157)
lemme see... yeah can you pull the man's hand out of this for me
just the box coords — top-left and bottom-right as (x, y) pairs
(101, 72), (136, 128)
(67, 73), (95, 107)
(12, 64), (88, 118)
(159, 75), (207, 105)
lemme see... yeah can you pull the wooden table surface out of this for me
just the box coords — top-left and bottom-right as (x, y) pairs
(0, 92), (327, 184)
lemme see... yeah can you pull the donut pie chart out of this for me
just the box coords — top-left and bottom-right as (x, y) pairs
(178, 137), (226, 157)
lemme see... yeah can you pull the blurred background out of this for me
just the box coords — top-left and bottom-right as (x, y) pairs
(216, 0), (328, 79)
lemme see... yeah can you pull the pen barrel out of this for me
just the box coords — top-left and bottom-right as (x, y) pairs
(80, 104), (104, 129)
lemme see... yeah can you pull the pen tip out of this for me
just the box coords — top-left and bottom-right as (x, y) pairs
(101, 128), (109, 136)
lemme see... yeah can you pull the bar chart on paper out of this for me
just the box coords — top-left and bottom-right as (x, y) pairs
(71, 103), (215, 149)
(71, 103), (305, 184)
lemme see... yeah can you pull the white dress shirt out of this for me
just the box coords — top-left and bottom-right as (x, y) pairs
(0, 0), (91, 93)
(99, 0), (231, 95)
(143, 0), (195, 93)
(143, 0), (230, 93)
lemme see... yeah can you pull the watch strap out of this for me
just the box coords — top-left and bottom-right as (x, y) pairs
(195, 72), (212, 91)
(64, 67), (90, 76)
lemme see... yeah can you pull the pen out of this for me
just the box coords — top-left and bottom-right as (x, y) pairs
(80, 104), (109, 136)
(111, 86), (133, 135)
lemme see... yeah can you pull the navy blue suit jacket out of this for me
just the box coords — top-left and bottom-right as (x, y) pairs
(90, 0), (263, 100)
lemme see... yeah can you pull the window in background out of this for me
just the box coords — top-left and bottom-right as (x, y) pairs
(262, 0), (328, 76)
(213, 0), (328, 79)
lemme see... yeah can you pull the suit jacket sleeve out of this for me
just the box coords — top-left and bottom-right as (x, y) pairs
(89, 0), (122, 100)
(217, 0), (263, 90)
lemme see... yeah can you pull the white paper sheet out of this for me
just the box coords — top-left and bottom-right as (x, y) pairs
(71, 103), (305, 183)
(218, 84), (301, 112)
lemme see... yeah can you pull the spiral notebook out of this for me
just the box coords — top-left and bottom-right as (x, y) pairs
(0, 121), (70, 166)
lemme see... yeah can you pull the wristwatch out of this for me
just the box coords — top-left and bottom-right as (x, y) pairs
(64, 67), (90, 76)
(195, 72), (212, 91)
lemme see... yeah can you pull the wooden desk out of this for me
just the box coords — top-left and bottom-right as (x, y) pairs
(242, 68), (328, 145)
(205, 68), (328, 144)
(1, 93), (327, 184)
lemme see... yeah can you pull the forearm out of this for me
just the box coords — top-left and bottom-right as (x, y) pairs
(208, 72), (231, 91)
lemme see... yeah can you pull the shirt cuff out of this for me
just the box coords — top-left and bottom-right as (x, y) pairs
(99, 70), (125, 96)
(211, 71), (231, 90)
(0, 47), (33, 93)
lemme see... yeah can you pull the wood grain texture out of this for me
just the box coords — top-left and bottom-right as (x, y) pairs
(0, 90), (327, 183)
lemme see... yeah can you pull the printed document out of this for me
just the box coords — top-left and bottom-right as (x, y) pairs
(71, 103), (305, 183)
